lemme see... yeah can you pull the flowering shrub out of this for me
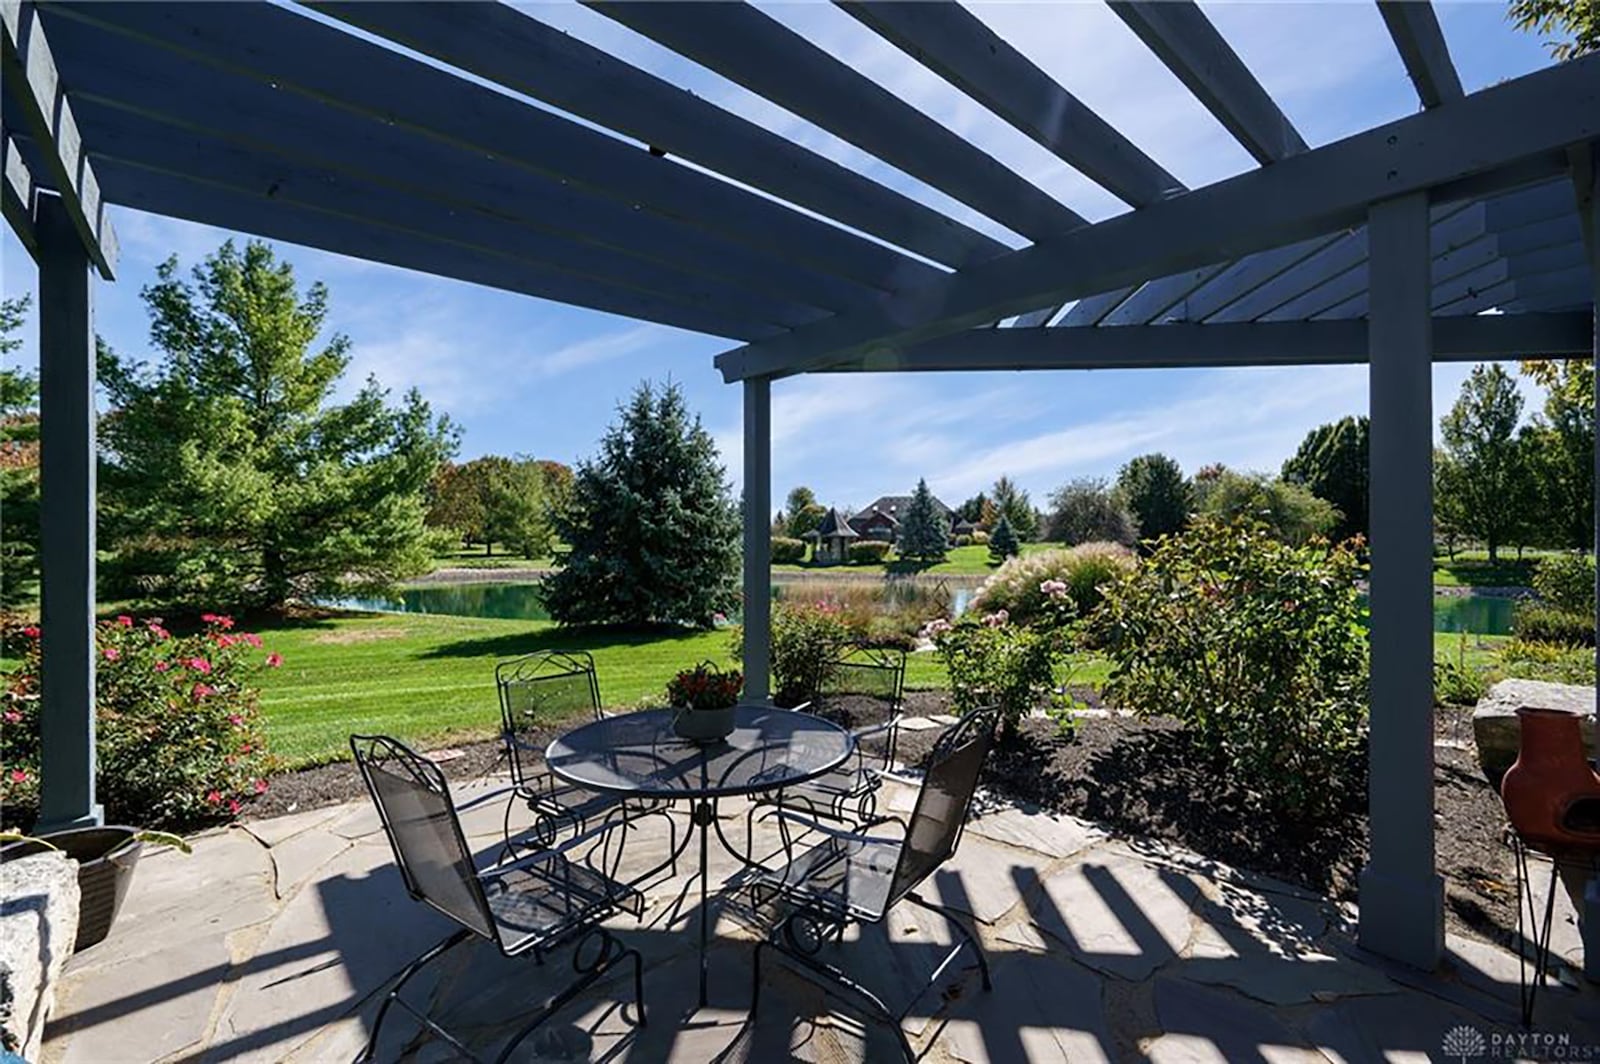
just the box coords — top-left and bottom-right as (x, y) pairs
(666, 662), (743, 710)
(972, 542), (1135, 626)
(760, 601), (853, 707)
(1087, 519), (1367, 814)
(1, 614), (278, 828)
(925, 613), (1059, 737)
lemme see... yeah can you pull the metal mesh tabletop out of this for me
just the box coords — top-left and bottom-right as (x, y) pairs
(545, 705), (852, 799)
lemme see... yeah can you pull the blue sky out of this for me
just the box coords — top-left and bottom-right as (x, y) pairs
(0, 1), (1560, 514)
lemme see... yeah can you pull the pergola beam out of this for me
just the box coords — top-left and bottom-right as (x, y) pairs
(718, 52), (1600, 381)
(588, 1), (1084, 241)
(1378, 1), (1464, 109)
(1, 132), (34, 256)
(307, 1), (1004, 271)
(0, 0), (114, 276)
(821, 312), (1591, 373)
(843, 1), (1182, 207)
(1109, 0), (1307, 165)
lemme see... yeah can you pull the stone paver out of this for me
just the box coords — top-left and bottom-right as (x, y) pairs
(38, 773), (1599, 1063)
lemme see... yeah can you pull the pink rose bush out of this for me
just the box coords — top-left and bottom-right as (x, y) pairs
(2, 614), (278, 827)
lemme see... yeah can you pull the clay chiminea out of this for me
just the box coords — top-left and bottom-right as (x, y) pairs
(1500, 706), (1600, 854)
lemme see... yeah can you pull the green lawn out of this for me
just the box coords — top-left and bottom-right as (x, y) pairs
(429, 548), (557, 571)
(774, 542), (1056, 577)
(1432, 554), (1538, 589)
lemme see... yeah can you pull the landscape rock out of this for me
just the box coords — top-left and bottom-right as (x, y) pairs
(1471, 678), (1596, 784)
(0, 852), (81, 1060)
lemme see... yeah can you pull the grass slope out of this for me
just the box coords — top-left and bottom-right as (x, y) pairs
(774, 541), (1057, 577)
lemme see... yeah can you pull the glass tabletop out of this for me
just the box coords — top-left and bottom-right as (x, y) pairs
(545, 705), (853, 799)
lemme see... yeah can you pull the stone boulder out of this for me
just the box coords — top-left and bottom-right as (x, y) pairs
(0, 851), (81, 1060)
(1472, 678), (1597, 786)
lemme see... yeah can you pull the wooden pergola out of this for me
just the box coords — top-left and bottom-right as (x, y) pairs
(4, 0), (1597, 976)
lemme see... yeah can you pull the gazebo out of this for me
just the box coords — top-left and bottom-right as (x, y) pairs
(811, 507), (860, 565)
(4, 0), (1597, 978)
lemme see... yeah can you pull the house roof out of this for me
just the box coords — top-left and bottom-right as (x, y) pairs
(814, 507), (858, 539)
(852, 495), (952, 524)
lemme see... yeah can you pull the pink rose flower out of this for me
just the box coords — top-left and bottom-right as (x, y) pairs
(9, 769), (27, 783)
(116, 614), (133, 628)
(205, 790), (222, 804)
(154, 660), (171, 672)
(4, 710), (20, 723)
(187, 657), (213, 674)
(103, 647), (121, 661)
(21, 626), (39, 638)
(229, 714), (244, 726)
(240, 633), (262, 648)
(254, 779), (269, 794)
(228, 799), (242, 814)
(192, 683), (216, 700)
(265, 653), (283, 668)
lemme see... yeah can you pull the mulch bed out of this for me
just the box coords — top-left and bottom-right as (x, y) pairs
(242, 691), (1521, 948)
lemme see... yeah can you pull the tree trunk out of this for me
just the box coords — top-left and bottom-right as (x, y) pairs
(263, 547), (288, 610)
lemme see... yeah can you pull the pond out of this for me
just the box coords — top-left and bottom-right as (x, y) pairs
(333, 581), (1518, 635)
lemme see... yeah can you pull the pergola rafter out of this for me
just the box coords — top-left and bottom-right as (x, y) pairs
(5, 0), (1596, 981)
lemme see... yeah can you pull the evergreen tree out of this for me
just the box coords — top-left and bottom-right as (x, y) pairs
(991, 475), (1038, 540)
(542, 381), (739, 627)
(898, 478), (948, 563)
(1438, 364), (1525, 563)
(99, 241), (456, 609)
(1282, 416), (1370, 542)
(0, 295), (38, 610)
(1113, 453), (1192, 542)
(956, 493), (989, 525)
(988, 515), (1020, 561)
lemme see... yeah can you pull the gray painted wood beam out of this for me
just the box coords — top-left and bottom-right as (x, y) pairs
(60, 104), (846, 331)
(741, 378), (771, 703)
(820, 312), (1590, 372)
(41, 1), (922, 294)
(1378, 1), (1464, 109)
(34, 192), (101, 831)
(588, 1), (1085, 241)
(843, 1), (1183, 207)
(0, 0), (113, 276)
(1585, 151), (1600, 984)
(95, 159), (787, 342)
(1360, 190), (1443, 970)
(1, 132), (34, 256)
(718, 53), (1600, 380)
(1059, 288), (1137, 327)
(1109, 1), (1307, 165)
(307, 1), (1004, 271)
(1099, 264), (1230, 326)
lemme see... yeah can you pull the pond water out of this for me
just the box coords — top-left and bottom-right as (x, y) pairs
(332, 581), (1518, 635)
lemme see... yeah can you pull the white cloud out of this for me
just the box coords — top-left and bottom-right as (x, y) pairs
(533, 324), (662, 377)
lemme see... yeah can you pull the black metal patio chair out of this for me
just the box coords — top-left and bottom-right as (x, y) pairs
(496, 650), (670, 850)
(749, 645), (906, 848)
(351, 734), (647, 1063)
(742, 706), (999, 1062)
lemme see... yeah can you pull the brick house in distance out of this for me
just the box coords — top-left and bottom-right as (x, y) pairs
(847, 494), (955, 545)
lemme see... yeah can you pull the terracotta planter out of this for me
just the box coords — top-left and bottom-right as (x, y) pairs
(1500, 707), (1600, 855)
(1, 826), (144, 951)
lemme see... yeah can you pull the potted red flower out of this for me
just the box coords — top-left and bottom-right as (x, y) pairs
(666, 662), (743, 742)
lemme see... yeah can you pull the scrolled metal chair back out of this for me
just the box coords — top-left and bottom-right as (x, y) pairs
(819, 644), (905, 712)
(351, 734), (495, 940)
(885, 707), (998, 907)
(496, 650), (602, 788)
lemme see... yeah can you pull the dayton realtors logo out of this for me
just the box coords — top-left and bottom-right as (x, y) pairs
(1441, 1025), (1600, 1062)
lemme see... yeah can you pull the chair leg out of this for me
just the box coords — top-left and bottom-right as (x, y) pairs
(906, 892), (992, 992)
(361, 927), (475, 1062)
(491, 931), (646, 1064)
(762, 931), (919, 1063)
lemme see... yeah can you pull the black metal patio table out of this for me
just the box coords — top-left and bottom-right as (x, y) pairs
(545, 704), (853, 1008)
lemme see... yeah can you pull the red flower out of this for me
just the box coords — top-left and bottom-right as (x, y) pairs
(103, 647), (121, 661)
(8, 769), (27, 784)
(205, 790), (222, 804)
(20, 626), (39, 639)
(187, 657), (213, 674)
(192, 683), (216, 700)
(154, 660), (171, 672)
(240, 743), (252, 754)
(240, 633), (262, 648)
(4, 710), (20, 723)
(116, 615), (133, 628)
(265, 653), (283, 668)
(254, 778), (269, 794)
(148, 625), (171, 640)
(215, 634), (236, 648)
(228, 799), (242, 814)
(230, 713), (244, 726)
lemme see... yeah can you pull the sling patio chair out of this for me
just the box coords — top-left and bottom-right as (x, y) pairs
(351, 734), (647, 1064)
(496, 649), (674, 857)
(748, 644), (906, 851)
(741, 706), (1000, 1062)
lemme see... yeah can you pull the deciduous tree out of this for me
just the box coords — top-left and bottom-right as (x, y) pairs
(1282, 416), (1369, 543)
(542, 381), (739, 627)
(1198, 470), (1338, 546)
(1113, 453), (1192, 542)
(1520, 361), (1593, 551)
(1437, 364), (1525, 563)
(1, 295), (38, 610)
(783, 485), (827, 540)
(98, 241), (456, 609)
(1046, 477), (1137, 546)
(1510, 0), (1600, 59)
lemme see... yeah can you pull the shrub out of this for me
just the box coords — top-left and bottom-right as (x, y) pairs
(926, 614), (1058, 736)
(971, 531), (990, 545)
(849, 540), (892, 565)
(1512, 603), (1595, 646)
(972, 543), (1136, 626)
(1434, 659), (1492, 706)
(1087, 519), (1368, 815)
(953, 534), (973, 548)
(761, 602), (852, 706)
(1497, 638), (1596, 686)
(770, 537), (807, 564)
(1533, 552), (1594, 614)
(1, 614), (279, 829)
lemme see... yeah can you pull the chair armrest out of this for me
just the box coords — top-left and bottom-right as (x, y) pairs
(771, 808), (906, 847)
(453, 781), (518, 813)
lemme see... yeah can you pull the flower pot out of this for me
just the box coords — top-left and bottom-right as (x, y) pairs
(1500, 706), (1600, 855)
(672, 706), (736, 743)
(1, 826), (144, 951)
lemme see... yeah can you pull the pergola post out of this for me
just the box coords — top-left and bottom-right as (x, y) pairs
(1359, 190), (1444, 970)
(1584, 157), (1599, 982)
(35, 193), (102, 831)
(741, 376), (771, 702)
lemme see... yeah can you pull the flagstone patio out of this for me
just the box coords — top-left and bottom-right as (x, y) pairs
(39, 772), (1600, 1063)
